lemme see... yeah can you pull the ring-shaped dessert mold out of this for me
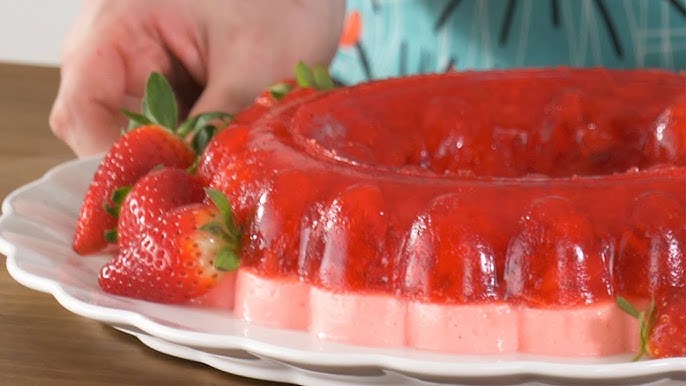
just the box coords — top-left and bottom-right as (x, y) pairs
(219, 69), (685, 343)
(232, 68), (685, 299)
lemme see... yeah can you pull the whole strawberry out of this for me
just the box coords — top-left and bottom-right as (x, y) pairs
(73, 73), (230, 255)
(116, 167), (205, 249)
(73, 126), (195, 255)
(617, 288), (686, 359)
(99, 189), (242, 303)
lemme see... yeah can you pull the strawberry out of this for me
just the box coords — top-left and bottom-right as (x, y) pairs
(117, 167), (205, 248)
(99, 189), (241, 303)
(73, 126), (195, 255)
(73, 72), (230, 255)
(617, 288), (686, 359)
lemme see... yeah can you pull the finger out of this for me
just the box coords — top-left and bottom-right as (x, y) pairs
(50, 41), (130, 157)
(188, 79), (252, 118)
(50, 19), (179, 157)
(187, 43), (296, 117)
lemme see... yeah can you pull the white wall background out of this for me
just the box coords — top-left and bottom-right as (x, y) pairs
(0, 0), (83, 66)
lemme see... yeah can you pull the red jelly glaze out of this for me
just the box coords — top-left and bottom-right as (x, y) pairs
(315, 184), (397, 292)
(400, 194), (503, 303)
(615, 192), (686, 300)
(504, 196), (614, 306)
(642, 96), (686, 166)
(205, 68), (686, 306)
(197, 124), (250, 185)
(244, 169), (320, 276)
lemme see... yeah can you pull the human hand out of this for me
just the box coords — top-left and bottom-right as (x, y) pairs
(50, 0), (345, 157)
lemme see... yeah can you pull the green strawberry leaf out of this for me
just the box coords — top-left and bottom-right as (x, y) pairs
(269, 82), (293, 101)
(103, 203), (118, 217)
(191, 125), (218, 155)
(642, 299), (656, 358)
(214, 247), (240, 271)
(104, 229), (118, 243)
(312, 64), (335, 90)
(295, 61), (335, 91)
(206, 189), (238, 233)
(111, 186), (132, 205)
(633, 310), (648, 361)
(618, 296), (656, 361)
(103, 186), (132, 217)
(177, 112), (231, 138)
(295, 61), (316, 88)
(121, 109), (153, 131)
(616, 296), (640, 318)
(199, 221), (230, 237)
(144, 72), (178, 130)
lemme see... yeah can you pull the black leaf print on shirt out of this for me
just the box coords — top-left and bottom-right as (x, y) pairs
(593, 0), (624, 59)
(551, 0), (561, 27)
(499, 0), (518, 46)
(356, 42), (373, 80)
(668, 0), (686, 18)
(435, 0), (463, 32)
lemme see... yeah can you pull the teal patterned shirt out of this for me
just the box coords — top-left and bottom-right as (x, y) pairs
(330, 0), (686, 85)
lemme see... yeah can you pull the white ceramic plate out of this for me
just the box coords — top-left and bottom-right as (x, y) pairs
(1, 157), (685, 385)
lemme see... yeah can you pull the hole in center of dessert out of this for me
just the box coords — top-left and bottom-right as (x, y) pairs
(292, 71), (685, 178)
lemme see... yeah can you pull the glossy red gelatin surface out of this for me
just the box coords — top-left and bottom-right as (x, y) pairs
(202, 68), (686, 306)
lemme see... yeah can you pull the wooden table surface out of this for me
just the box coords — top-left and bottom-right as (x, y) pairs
(0, 63), (276, 386)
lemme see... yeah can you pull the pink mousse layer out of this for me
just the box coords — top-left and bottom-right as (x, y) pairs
(206, 268), (637, 356)
(310, 287), (405, 347)
(234, 268), (309, 330)
(189, 271), (237, 310)
(407, 302), (518, 354)
(518, 304), (626, 356)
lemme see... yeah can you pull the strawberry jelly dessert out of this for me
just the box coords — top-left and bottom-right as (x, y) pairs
(202, 68), (685, 357)
(88, 68), (685, 358)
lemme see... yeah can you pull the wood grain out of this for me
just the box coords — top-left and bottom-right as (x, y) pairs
(0, 63), (276, 386)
